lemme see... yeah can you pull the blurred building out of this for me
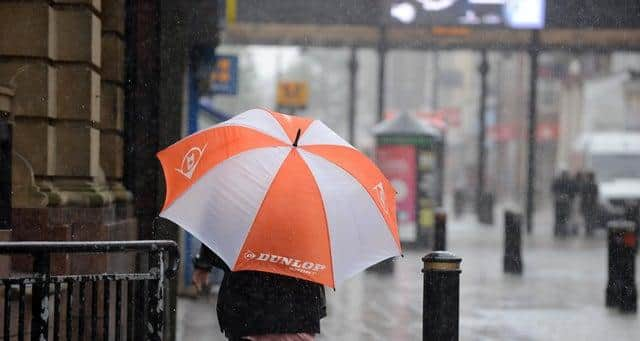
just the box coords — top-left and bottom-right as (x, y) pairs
(532, 53), (567, 205)
(385, 50), (479, 200)
(557, 54), (640, 171)
(489, 52), (640, 207)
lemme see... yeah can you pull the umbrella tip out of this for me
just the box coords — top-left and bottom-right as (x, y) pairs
(292, 129), (302, 147)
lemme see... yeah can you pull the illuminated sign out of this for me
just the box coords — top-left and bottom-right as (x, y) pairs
(389, 0), (546, 29)
(276, 81), (309, 108)
(504, 0), (546, 29)
(209, 55), (238, 95)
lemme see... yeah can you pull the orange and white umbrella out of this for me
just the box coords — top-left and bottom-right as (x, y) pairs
(157, 108), (401, 287)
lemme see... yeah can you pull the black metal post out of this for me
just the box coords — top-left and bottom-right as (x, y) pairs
(526, 32), (540, 234)
(31, 252), (50, 341)
(606, 220), (637, 312)
(147, 252), (166, 340)
(422, 251), (462, 341)
(0, 87), (13, 230)
(4, 280), (11, 340)
(606, 224), (617, 307)
(434, 210), (447, 251)
(18, 283), (25, 340)
(348, 46), (358, 145)
(377, 25), (387, 123)
(504, 210), (523, 274)
(476, 50), (488, 219)
(104, 280), (111, 340)
(115, 280), (123, 341)
(66, 280), (73, 340)
(619, 228), (637, 313)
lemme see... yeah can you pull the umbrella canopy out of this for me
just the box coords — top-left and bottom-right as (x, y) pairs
(157, 108), (401, 287)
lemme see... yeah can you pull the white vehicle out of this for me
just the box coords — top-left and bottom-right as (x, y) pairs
(577, 132), (640, 218)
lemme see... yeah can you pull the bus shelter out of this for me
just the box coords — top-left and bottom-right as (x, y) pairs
(373, 112), (444, 248)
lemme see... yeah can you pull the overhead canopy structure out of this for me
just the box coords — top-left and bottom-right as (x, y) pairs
(224, 25), (640, 51)
(373, 112), (442, 138)
(222, 0), (640, 51)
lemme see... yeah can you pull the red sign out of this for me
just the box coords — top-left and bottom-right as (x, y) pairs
(536, 122), (559, 142)
(624, 232), (637, 248)
(486, 121), (559, 142)
(385, 108), (461, 131)
(488, 123), (518, 142)
(376, 145), (417, 241)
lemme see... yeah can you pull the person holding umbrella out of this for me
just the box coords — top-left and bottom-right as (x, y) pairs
(192, 245), (326, 340)
(158, 109), (401, 340)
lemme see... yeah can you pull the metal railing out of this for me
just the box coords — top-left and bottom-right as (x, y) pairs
(0, 240), (179, 341)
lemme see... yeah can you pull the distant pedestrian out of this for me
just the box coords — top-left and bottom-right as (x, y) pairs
(192, 245), (327, 341)
(574, 171), (586, 194)
(566, 172), (584, 235)
(580, 172), (599, 236)
(552, 171), (574, 236)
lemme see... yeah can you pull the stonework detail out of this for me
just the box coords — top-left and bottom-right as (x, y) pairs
(0, 3), (55, 59)
(12, 152), (49, 208)
(56, 65), (100, 121)
(55, 7), (101, 66)
(101, 82), (124, 130)
(0, 61), (57, 118)
(100, 0), (129, 202)
(102, 33), (125, 83)
(0, 0), (136, 276)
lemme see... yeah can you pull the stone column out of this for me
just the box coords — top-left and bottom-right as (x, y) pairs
(101, 0), (132, 205)
(53, 0), (113, 206)
(0, 1), (137, 276)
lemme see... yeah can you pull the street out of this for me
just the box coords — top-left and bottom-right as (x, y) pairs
(177, 209), (639, 340)
(3, 2), (640, 340)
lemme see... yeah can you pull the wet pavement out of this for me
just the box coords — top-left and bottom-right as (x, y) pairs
(176, 210), (639, 340)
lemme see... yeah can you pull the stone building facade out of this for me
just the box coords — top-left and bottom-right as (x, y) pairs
(0, 0), (135, 274)
(0, 0), (220, 338)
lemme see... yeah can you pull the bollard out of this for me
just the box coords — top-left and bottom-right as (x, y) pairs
(422, 251), (462, 341)
(553, 196), (570, 237)
(503, 210), (523, 274)
(606, 221), (622, 307)
(477, 192), (494, 225)
(606, 220), (637, 312)
(434, 210), (447, 251)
